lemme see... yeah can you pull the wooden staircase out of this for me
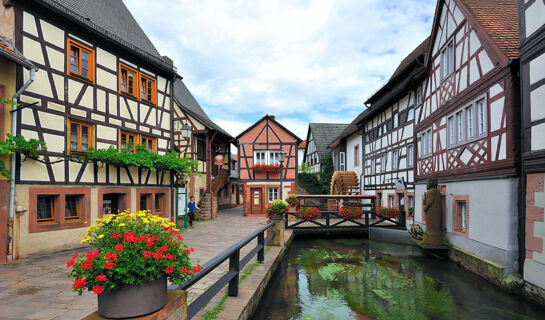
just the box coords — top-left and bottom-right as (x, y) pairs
(211, 168), (229, 194)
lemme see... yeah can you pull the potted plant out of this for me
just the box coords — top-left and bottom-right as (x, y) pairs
(337, 206), (363, 220)
(376, 207), (400, 220)
(66, 210), (200, 319)
(251, 163), (281, 173)
(285, 194), (299, 207)
(296, 207), (321, 221)
(265, 199), (289, 219)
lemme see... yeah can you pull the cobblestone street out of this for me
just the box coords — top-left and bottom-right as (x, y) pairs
(0, 207), (266, 320)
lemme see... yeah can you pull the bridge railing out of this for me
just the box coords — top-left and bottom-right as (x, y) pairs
(170, 222), (275, 319)
(286, 195), (406, 231)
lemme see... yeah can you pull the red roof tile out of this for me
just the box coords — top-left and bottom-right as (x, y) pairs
(459, 0), (519, 59)
(298, 140), (307, 149)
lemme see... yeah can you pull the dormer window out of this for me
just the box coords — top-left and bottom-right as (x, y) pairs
(67, 39), (94, 83)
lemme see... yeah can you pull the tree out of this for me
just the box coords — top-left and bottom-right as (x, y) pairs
(319, 153), (334, 194)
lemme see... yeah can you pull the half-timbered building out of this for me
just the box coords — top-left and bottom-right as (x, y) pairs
(414, 0), (520, 277)
(236, 115), (301, 216)
(0, 34), (37, 264)
(303, 123), (348, 174)
(172, 78), (236, 218)
(359, 37), (429, 214)
(519, 0), (545, 294)
(4, 0), (177, 258)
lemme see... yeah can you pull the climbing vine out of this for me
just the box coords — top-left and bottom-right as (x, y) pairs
(0, 133), (199, 183)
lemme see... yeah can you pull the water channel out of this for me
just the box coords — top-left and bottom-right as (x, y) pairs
(251, 237), (545, 320)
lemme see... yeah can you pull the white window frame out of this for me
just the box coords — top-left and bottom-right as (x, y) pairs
(421, 128), (433, 158)
(380, 154), (386, 173)
(456, 111), (464, 143)
(441, 40), (454, 80)
(383, 123), (387, 134)
(392, 150), (399, 171)
(268, 151), (282, 165)
(448, 116), (455, 147)
(407, 144), (414, 168)
(370, 158), (376, 175)
(415, 86), (422, 106)
(446, 95), (487, 149)
(477, 98), (487, 136)
(466, 105), (474, 139)
(393, 113), (399, 128)
(268, 188), (278, 203)
(339, 152), (346, 171)
(254, 151), (267, 165)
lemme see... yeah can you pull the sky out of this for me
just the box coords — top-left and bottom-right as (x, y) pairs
(124, 0), (437, 140)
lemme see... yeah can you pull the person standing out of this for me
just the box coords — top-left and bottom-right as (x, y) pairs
(187, 196), (199, 227)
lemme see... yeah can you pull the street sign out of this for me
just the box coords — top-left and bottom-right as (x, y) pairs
(214, 154), (225, 166)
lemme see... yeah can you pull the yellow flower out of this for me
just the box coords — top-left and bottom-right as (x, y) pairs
(119, 223), (126, 227)
(142, 218), (149, 224)
(98, 234), (105, 239)
(84, 221), (88, 224)
(80, 237), (91, 243)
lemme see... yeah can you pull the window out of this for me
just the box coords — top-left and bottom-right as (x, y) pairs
(378, 126), (383, 136)
(371, 158), (376, 174)
(140, 73), (157, 105)
(365, 134), (370, 143)
(441, 40), (454, 79)
(477, 98), (486, 135)
(119, 131), (138, 153)
(466, 106), (474, 139)
(119, 63), (138, 98)
(392, 150), (399, 171)
(197, 138), (206, 160)
(269, 151), (282, 165)
(415, 87), (422, 105)
(68, 120), (94, 154)
(421, 129), (433, 157)
(453, 195), (469, 235)
(154, 193), (164, 213)
(354, 145), (359, 166)
(268, 188), (278, 203)
(380, 154), (386, 173)
(65, 195), (83, 220)
(37, 195), (55, 222)
(389, 195), (395, 207)
(140, 135), (157, 153)
(407, 144), (414, 168)
(340, 152), (346, 171)
(393, 113), (399, 128)
(448, 116), (454, 146)
(407, 108), (414, 122)
(383, 124), (388, 134)
(254, 151), (267, 165)
(67, 38), (94, 82)
(140, 194), (151, 211)
(456, 111), (464, 142)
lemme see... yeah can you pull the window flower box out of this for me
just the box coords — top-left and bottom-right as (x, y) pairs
(252, 164), (281, 173)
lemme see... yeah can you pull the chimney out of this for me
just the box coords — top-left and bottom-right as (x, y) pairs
(162, 55), (173, 66)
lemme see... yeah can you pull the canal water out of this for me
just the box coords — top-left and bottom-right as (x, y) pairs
(251, 238), (545, 320)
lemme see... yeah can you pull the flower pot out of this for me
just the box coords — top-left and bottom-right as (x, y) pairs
(97, 277), (167, 319)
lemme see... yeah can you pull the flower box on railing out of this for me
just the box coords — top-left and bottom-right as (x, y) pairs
(251, 164), (281, 173)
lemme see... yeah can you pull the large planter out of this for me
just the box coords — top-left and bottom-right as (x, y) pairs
(98, 277), (167, 319)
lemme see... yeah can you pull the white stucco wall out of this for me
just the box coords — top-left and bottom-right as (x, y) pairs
(346, 133), (362, 177)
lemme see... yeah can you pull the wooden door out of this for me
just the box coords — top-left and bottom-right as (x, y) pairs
(250, 188), (263, 214)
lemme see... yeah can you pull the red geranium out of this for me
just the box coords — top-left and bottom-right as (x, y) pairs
(251, 164), (281, 173)
(338, 207), (363, 220)
(376, 207), (400, 219)
(296, 207), (321, 221)
(92, 285), (104, 294)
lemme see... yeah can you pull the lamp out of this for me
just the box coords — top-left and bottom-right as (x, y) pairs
(180, 121), (192, 141)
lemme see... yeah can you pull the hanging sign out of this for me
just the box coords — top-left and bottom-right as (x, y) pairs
(214, 154), (225, 166)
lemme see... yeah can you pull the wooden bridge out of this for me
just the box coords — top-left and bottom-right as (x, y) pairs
(285, 195), (406, 234)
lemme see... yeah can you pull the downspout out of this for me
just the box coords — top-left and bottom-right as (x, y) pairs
(8, 66), (37, 259)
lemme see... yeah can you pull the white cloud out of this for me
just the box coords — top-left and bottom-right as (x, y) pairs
(124, 0), (435, 135)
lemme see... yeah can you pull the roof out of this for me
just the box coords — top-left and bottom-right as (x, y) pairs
(0, 37), (36, 69)
(298, 140), (307, 149)
(459, 0), (519, 59)
(33, 0), (173, 72)
(235, 115), (302, 143)
(307, 123), (349, 158)
(173, 79), (233, 140)
(330, 110), (370, 147)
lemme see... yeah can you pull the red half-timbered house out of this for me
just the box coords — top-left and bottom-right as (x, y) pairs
(236, 115), (301, 216)
(414, 0), (520, 278)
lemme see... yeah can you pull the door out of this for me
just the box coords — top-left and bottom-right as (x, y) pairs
(250, 188), (263, 214)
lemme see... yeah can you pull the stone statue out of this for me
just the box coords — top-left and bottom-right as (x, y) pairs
(422, 178), (443, 246)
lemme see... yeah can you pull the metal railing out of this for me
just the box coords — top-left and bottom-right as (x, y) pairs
(285, 195), (406, 232)
(171, 222), (275, 319)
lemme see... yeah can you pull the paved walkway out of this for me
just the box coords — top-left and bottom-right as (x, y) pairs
(0, 207), (267, 320)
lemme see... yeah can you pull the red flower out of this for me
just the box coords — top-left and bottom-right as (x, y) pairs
(72, 252), (79, 259)
(103, 261), (114, 269)
(72, 277), (87, 289)
(124, 232), (137, 243)
(165, 265), (174, 274)
(143, 251), (152, 258)
(92, 285), (104, 294)
(85, 250), (99, 260)
(80, 262), (93, 270)
(66, 259), (75, 268)
(153, 252), (162, 260)
(106, 251), (118, 262)
(96, 275), (107, 282)
(192, 266), (202, 273)
(184, 249), (191, 255)
(115, 243), (124, 252)
(179, 266), (189, 273)
(176, 235), (183, 241)
(111, 232), (122, 239)
(157, 246), (168, 253)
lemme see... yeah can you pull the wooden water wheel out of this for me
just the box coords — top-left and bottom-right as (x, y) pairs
(330, 171), (360, 195)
